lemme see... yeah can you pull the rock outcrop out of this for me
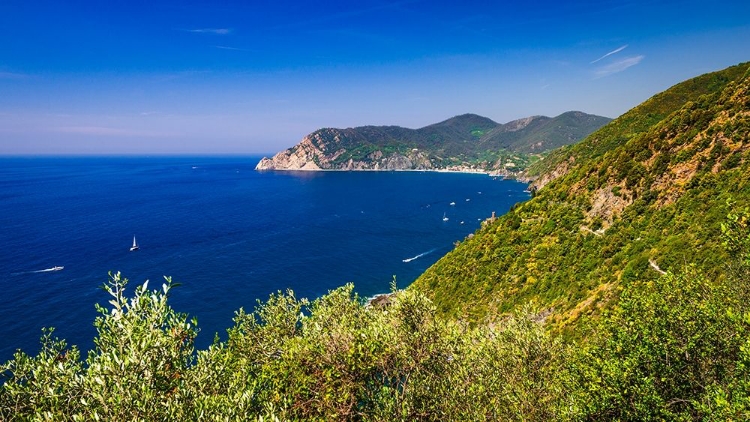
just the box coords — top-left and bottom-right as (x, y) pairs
(255, 135), (435, 171)
(256, 136), (324, 171)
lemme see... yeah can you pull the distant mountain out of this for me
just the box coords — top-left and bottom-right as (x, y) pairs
(479, 111), (612, 153)
(412, 61), (750, 331)
(255, 112), (611, 173)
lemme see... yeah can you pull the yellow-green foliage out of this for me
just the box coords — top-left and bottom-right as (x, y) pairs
(1, 274), (197, 421)
(526, 62), (750, 179)
(412, 62), (750, 331)
(0, 276), (565, 421)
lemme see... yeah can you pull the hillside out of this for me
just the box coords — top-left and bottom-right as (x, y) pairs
(255, 112), (610, 173)
(480, 111), (610, 153)
(412, 62), (750, 330)
(524, 63), (750, 189)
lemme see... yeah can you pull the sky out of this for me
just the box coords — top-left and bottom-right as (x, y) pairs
(1, 0), (749, 155)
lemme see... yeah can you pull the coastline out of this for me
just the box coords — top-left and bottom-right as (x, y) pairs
(255, 165), (529, 181)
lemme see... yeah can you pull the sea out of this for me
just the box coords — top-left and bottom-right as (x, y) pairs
(0, 156), (530, 361)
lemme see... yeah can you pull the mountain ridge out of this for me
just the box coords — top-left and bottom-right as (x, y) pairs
(255, 111), (611, 173)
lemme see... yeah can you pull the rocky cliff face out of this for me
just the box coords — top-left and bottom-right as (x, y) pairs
(255, 129), (437, 171)
(527, 156), (574, 190)
(504, 115), (542, 132)
(256, 136), (324, 171)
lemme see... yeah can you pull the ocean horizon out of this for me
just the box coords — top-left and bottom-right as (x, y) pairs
(0, 156), (530, 360)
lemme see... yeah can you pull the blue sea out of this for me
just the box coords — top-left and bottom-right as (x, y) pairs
(0, 156), (530, 361)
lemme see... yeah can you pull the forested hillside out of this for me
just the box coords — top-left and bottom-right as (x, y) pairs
(413, 62), (750, 331)
(524, 62), (750, 188)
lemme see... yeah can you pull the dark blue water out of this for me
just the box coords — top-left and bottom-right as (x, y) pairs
(0, 156), (529, 361)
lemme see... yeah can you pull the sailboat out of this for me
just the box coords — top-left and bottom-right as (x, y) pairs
(442, 213), (449, 222)
(130, 236), (139, 251)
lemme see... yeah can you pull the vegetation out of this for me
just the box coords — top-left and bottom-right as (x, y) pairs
(566, 267), (750, 420)
(413, 62), (750, 331)
(1, 274), (567, 420)
(525, 62), (750, 181)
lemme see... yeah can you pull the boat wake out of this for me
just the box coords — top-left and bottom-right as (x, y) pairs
(11, 266), (64, 276)
(403, 249), (436, 263)
(33, 266), (64, 273)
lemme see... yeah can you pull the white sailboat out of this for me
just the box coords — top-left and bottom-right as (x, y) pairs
(130, 236), (139, 251)
(442, 213), (449, 222)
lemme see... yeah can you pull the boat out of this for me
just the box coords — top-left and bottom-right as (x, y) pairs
(450, 202), (456, 206)
(130, 236), (139, 251)
(442, 213), (449, 222)
(51, 266), (64, 271)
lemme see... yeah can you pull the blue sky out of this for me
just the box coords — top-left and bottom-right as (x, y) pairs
(1, 0), (749, 155)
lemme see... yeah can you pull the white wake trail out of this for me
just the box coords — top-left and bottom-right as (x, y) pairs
(403, 248), (437, 263)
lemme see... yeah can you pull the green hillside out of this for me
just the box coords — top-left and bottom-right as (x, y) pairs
(311, 112), (610, 158)
(412, 62), (750, 331)
(480, 111), (611, 154)
(525, 63), (750, 186)
(257, 112), (610, 172)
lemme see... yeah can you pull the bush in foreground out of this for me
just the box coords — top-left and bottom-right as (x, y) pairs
(0, 275), (564, 421)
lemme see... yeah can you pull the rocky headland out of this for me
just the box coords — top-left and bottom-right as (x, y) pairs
(256, 112), (611, 175)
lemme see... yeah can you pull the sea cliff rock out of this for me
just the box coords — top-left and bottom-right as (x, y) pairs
(255, 130), (437, 171)
(256, 136), (324, 170)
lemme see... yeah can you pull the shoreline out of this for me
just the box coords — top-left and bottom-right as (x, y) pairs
(255, 166), (530, 181)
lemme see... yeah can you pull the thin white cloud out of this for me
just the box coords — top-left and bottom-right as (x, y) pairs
(594, 55), (644, 78)
(590, 45), (628, 64)
(0, 71), (30, 79)
(56, 126), (176, 137)
(184, 28), (231, 35)
(215, 45), (251, 52)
